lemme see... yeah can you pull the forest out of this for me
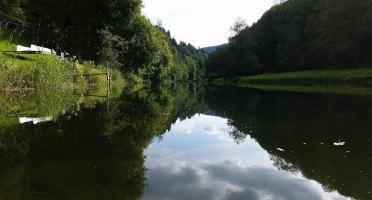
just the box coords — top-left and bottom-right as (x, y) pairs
(2, 0), (372, 84)
(206, 0), (372, 79)
(0, 0), (207, 83)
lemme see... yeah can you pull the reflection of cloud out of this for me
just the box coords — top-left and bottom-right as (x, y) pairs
(143, 160), (349, 200)
(203, 127), (225, 135)
(170, 114), (231, 141)
(179, 128), (192, 134)
(204, 126), (232, 142)
(217, 135), (234, 142)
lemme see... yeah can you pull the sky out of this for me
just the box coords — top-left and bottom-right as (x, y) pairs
(142, 0), (274, 48)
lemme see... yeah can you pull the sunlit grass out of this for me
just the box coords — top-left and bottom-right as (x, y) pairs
(244, 84), (372, 96)
(0, 26), (125, 90)
(236, 68), (372, 85)
(213, 68), (372, 95)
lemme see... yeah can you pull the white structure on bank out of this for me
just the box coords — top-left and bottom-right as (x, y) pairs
(19, 117), (53, 125)
(30, 44), (52, 54)
(16, 44), (52, 54)
(16, 45), (31, 52)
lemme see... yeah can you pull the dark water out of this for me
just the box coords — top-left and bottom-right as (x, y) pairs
(0, 85), (371, 200)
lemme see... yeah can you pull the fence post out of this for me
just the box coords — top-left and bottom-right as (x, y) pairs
(106, 61), (111, 91)
(106, 61), (111, 110)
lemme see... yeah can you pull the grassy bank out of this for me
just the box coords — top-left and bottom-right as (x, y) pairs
(0, 26), (124, 91)
(212, 68), (372, 95)
(244, 84), (372, 96)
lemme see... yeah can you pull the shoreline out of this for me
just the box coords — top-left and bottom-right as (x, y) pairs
(212, 68), (372, 96)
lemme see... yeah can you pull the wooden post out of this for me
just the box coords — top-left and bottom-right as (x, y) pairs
(106, 61), (111, 91)
(106, 61), (111, 110)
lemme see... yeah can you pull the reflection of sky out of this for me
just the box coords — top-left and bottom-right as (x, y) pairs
(143, 114), (351, 200)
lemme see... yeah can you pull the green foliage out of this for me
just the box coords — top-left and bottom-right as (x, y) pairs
(0, 52), (124, 90)
(0, 53), (123, 90)
(121, 19), (174, 82)
(0, 0), (26, 24)
(168, 38), (208, 82)
(0, 0), (207, 84)
(97, 28), (126, 69)
(109, 68), (125, 85)
(0, 26), (30, 47)
(206, 0), (372, 78)
(0, 26), (124, 90)
(0, 54), (73, 89)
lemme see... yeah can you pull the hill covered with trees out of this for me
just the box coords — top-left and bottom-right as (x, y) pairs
(202, 44), (227, 54)
(0, 0), (207, 83)
(206, 0), (372, 79)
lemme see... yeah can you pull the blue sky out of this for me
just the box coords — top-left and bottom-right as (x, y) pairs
(142, 0), (274, 48)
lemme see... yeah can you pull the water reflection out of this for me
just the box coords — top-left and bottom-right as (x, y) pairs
(0, 85), (370, 199)
(0, 84), (205, 199)
(206, 86), (372, 200)
(144, 114), (350, 200)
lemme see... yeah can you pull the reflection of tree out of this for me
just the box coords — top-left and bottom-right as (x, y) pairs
(0, 84), (207, 199)
(321, 184), (336, 193)
(227, 120), (247, 144)
(0, 87), (123, 128)
(0, 107), (147, 199)
(207, 86), (372, 200)
(269, 155), (299, 174)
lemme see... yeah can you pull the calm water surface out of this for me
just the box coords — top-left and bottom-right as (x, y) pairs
(0, 85), (370, 200)
(144, 114), (350, 200)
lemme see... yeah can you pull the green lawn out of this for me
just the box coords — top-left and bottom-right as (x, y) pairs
(244, 84), (372, 96)
(236, 68), (372, 84)
(212, 68), (372, 96)
(0, 26), (124, 91)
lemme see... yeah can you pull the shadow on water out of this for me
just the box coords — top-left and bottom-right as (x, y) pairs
(206, 85), (372, 200)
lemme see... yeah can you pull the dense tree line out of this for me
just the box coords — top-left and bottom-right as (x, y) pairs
(0, 0), (207, 82)
(206, 0), (372, 78)
(166, 30), (207, 82)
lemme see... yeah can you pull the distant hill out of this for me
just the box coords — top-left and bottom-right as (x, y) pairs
(202, 44), (227, 53)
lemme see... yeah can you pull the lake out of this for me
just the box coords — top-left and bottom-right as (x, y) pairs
(0, 85), (371, 200)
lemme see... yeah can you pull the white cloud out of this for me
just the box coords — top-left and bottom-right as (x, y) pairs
(142, 0), (273, 47)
